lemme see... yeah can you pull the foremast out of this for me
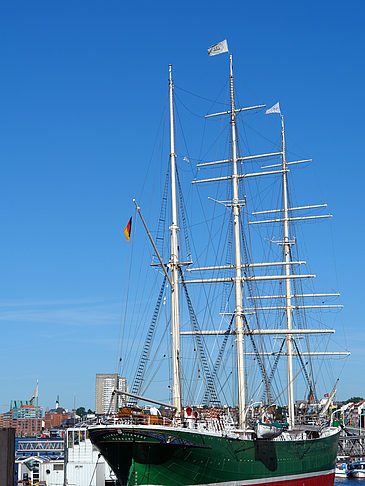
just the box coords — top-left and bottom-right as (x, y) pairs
(168, 65), (182, 417)
(229, 54), (246, 429)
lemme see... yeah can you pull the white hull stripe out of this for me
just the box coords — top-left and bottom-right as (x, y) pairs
(141, 468), (334, 486)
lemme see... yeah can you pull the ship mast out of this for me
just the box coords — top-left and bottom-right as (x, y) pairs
(168, 65), (182, 417)
(229, 54), (246, 429)
(280, 115), (295, 428)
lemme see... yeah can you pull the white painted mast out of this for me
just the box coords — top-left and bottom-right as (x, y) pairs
(281, 114), (295, 428)
(229, 54), (246, 429)
(168, 65), (182, 417)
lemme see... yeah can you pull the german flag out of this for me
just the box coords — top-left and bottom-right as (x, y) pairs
(124, 217), (132, 242)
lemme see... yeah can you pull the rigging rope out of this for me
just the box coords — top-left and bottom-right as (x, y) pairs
(260, 339), (285, 404)
(202, 313), (234, 406)
(176, 166), (192, 263)
(154, 166), (170, 260)
(130, 275), (167, 403)
(239, 214), (272, 404)
(179, 268), (221, 406)
(293, 338), (316, 399)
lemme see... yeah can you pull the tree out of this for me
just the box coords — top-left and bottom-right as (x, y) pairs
(76, 406), (86, 417)
(344, 396), (364, 404)
(75, 407), (94, 417)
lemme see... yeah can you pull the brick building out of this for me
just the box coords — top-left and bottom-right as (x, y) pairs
(0, 401), (44, 437)
(44, 408), (71, 429)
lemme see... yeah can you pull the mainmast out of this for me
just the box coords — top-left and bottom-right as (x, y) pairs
(281, 115), (295, 428)
(229, 54), (246, 429)
(168, 65), (182, 417)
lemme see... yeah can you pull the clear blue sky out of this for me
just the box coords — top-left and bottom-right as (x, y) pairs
(0, 0), (364, 412)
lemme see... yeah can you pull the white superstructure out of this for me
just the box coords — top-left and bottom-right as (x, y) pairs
(65, 427), (117, 486)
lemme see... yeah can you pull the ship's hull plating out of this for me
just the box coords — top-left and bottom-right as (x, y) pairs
(88, 425), (339, 486)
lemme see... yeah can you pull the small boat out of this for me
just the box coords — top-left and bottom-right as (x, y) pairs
(255, 420), (288, 439)
(335, 461), (351, 478)
(349, 461), (365, 478)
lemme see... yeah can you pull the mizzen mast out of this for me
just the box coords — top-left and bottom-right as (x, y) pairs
(168, 65), (182, 416)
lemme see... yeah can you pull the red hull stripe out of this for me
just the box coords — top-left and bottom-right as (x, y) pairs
(143, 470), (335, 486)
(185, 469), (335, 486)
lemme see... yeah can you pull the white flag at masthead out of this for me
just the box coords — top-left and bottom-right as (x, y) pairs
(208, 40), (229, 56)
(266, 102), (281, 114)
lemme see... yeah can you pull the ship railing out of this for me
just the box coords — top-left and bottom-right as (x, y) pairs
(179, 417), (236, 434)
(111, 415), (173, 426)
(106, 412), (237, 431)
(296, 414), (330, 428)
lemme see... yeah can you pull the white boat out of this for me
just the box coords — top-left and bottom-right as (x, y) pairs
(349, 461), (365, 478)
(255, 420), (288, 439)
(335, 461), (351, 478)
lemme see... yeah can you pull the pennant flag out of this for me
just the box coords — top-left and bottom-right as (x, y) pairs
(124, 217), (132, 242)
(266, 102), (281, 114)
(324, 393), (330, 398)
(208, 39), (229, 56)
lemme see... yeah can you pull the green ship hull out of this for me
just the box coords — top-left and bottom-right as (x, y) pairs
(88, 424), (339, 485)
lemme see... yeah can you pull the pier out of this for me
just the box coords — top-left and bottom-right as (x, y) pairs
(338, 428), (365, 459)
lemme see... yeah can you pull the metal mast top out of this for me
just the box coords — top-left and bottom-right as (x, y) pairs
(168, 65), (182, 417)
(281, 115), (295, 429)
(229, 54), (246, 429)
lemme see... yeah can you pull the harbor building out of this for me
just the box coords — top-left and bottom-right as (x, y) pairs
(44, 407), (71, 429)
(15, 436), (64, 485)
(10, 401), (43, 437)
(0, 411), (11, 428)
(95, 374), (128, 414)
(342, 400), (365, 428)
(11, 400), (42, 420)
(15, 428), (118, 485)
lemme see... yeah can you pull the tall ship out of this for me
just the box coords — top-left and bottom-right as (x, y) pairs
(88, 42), (348, 485)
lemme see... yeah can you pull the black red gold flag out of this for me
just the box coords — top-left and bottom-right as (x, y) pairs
(124, 217), (132, 242)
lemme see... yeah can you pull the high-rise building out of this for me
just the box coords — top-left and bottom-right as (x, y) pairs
(11, 401), (42, 420)
(9, 401), (43, 437)
(95, 374), (128, 414)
